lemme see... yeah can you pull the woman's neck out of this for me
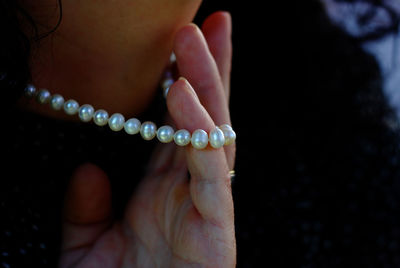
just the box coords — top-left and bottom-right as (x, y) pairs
(19, 33), (171, 121)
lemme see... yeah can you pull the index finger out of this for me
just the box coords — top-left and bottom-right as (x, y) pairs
(173, 23), (230, 127)
(166, 78), (234, 227)
(202, 11), (232, 98)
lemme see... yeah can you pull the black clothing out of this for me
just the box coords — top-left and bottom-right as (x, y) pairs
(2, 93), (164, 267)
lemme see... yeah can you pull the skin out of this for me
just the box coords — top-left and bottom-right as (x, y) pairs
(20, 0), (203, 117)
(19, 1), (236, 267)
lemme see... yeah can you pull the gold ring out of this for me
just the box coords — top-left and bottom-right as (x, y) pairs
(229, 170), (236, 179)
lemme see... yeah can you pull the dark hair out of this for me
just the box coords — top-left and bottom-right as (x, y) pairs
(0, 0), (62, 109)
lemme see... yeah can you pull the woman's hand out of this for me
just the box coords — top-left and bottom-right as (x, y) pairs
(59, 11), (236, 268)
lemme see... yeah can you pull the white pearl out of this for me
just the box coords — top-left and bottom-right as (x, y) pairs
(191, 129), (209, 149)
(36, 89), (51, 104)
(161, 78), (174, 90)
(78, 104), (94, 122)
(93, 109), (109, 126)
(24, 84), (36, 98)
(108, 113), (125, 131)
(161, 78), (174, 98)
(140, 121), (157, 140)
(170, 52), (176, 63)
(209, 127), (225, 149)
(174, 129), (191, 146)
(220, 125), (236, 145)
(50, 94), (64, 110)
(163, 87), (170, 98)
(157, 125), (175, 143)
(124, 118), (141, 135)
(220, 124), (233, 131)
(64, 99), (79, 115)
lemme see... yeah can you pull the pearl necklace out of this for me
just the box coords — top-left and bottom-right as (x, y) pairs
(22, 68), (236, 150)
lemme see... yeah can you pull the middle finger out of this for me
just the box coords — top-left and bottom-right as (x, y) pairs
(173, 24), (231, 127)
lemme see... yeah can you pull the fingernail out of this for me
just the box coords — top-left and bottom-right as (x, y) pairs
(221, 11), (232, 21)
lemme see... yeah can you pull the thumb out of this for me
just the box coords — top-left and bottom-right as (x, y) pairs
(60, 163), (112, 264)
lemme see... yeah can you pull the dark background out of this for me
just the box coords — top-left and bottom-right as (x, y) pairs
(194, 1), (400, 267)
